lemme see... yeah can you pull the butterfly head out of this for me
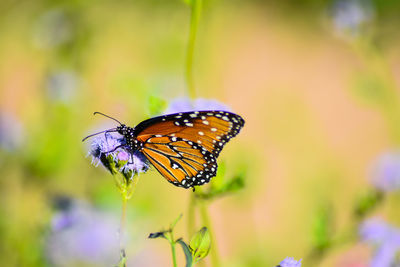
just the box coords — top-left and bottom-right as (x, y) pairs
(117, 124), (127, 135)
(116, 124), (135, 137)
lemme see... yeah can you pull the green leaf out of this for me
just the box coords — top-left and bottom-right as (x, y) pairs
(148, 231), (167, 239)
(170, 213), (183, 230)
(223, 173), (245, 193)
(311, 205), (334, 253)
(189, 227), (211, 263)
(354, 189), (384, 218)
(210, 161), (227, 190)
(148, 95), (167, 117)
(195, 168), (246, 200)
(177, 239), (193, 267)
(181, 0), (193, 6)
(351, 72), (393, 107)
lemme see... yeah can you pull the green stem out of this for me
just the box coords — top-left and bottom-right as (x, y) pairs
(170, 232), (178, 267)
(171, 243), (178, 267)
(199, 201), (220, 267)
(118, 194), (128, 267)
(188, 193), (196, 237)
(185, 0), (202, 99)
(350, 38), (400, 144)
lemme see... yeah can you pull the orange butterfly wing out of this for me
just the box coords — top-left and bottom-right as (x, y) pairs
(134, 111), (244, 188)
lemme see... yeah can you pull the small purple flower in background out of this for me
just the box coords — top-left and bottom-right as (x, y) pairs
(277, 257), (302, 267)
(370, 152), (400, 192)
(0, 112), (24, 152)
(33, 8), (74, 49)
(89, 132), (149, 177)
(331, 0), (373, 38)
(46, 70), (79, 103)
(163, 97), (231, 114)
(359, 217), (400, 267)
(360, 218), (393, 244)
(46, 199), (120, 266)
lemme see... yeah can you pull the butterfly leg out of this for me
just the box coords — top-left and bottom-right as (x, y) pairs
(128, 153), (135, 164)
(104, 144), (125, 154)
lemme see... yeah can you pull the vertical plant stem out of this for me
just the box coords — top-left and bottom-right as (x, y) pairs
(188, 193), (196, 237)
(351, 38), (400, 143)
(170, 232), (178, 267)
(118, 194), (128, 267)
(199, 201), (220, 267)
(186, 0), (202, 99)
(116, 175), (139, 266)
(171, 242), (178, 267)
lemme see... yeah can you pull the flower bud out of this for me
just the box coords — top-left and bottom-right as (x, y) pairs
(189, 227), (211, 263)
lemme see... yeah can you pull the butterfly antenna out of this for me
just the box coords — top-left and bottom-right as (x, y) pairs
(82, 128), (117, 142)
(93, 112), (123, 125)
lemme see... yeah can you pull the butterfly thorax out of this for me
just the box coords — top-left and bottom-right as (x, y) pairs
(116, 124), (142, 151)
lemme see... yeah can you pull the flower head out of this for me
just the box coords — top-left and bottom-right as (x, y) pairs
(33, 8), (74, 49)
(360, 218), (394, 244)
(277, 257), (302, 267)
(46, 199), (120, 266)
(0, 112), (24, 152)
(359, 218), (400, 267)
(163, 97), (230, 114)
(370, 152), (400, 192)
(331, 0), (373, 38)
(46, 70), (79, 103)
(89, 132), (149, 177)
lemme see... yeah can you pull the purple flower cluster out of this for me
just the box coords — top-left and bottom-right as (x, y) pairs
(89, 132), (149, 177)
(0, 112), (24, 152)
(370, 152), (400, 192)
(163, 97), (231, 114)
(46, 200), (120, 266)
(46, 70), (79, 103)
(331, 0), (373, 38)
(277, 257), (302, 267)
(360, 217), (400, 267)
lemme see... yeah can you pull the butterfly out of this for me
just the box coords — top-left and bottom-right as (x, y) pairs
(84, 110), (245, 189)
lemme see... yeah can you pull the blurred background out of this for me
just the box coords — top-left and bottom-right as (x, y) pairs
(1, 0), (400, 266)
